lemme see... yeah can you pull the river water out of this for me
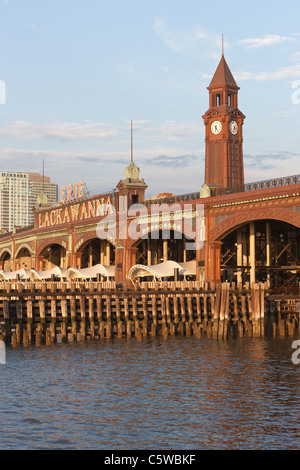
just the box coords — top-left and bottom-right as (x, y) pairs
(0, 336), (299, 450)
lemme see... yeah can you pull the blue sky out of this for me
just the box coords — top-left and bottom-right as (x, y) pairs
(0, 0), (300, 197)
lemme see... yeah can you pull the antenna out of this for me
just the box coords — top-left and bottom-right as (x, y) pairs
(222, 34), (224, 56)
(131, 119), (133, 164)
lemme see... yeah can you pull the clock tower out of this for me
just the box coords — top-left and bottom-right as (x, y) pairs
(202, 53), (245, 191)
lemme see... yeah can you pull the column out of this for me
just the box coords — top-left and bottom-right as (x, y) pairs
(250, 222), (256, 285)
(127, 246), (137, 278)
(163, 239), (168, 262)
(154, 239), (158, 264)
(205, 240), (222, 283)
(266, 222), (271, 281)
(242, 229), (248, 266)
(237, 228), (243, 286)
(75, 252), (82, 269)
(106, 242), (111, 266)
(100, 241), (105, 265)
(195, 240), (205, 281)
(183, 238), (187, 263)
(115, 245), (124, 284)
(65, 252), (72, 269)
(36, 255), (44, 271)
(60, 246), (66, 269)
(88, 244), (93, 267)
(147, 238), (151, 266)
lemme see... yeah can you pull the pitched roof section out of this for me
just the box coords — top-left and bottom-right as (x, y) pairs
(208, 55), (238, 89)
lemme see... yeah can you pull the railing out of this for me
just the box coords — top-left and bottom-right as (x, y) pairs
(210, 174), (300, 197)
(144, 174), (300, 206)
(144, 191), (201, 207)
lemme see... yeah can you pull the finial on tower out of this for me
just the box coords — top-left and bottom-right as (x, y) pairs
(222, 34), (224, 57)
(123, 119), (141, 181)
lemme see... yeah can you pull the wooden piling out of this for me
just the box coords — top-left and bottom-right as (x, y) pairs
(79, 296), (86, 341)
(151, 295), (157, 336)
(46, 330), (52, 346)
(132, 296), (139, 339)
(105, 295), (112, 339)
(23, 330), (29, 348)
(60, 298), (68, 343)
(3, 301), (11, 346)
(35, 329), (42, 347)
(26, 299), (33, 345)
(0, 279), (296, 348)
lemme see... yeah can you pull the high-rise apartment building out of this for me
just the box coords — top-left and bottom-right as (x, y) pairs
(0, 171), (58, 232)
(27, 173), (58, 206)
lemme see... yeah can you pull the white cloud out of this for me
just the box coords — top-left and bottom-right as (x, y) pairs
(154, 17), (205, 55)
(268, 109), (298, 118)
(0, 145), (204, 196)
(235, 63), (300, 81)
(0, 120), (120, 141)
(0, 119), (202, 145)
(153, 17), (222, 59)
(244, 151), (300, 183)
(239, 34), (294, 49)
(136, 120), (202, 142)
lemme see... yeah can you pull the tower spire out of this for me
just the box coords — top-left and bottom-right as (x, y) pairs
(202, 53), (245, 190)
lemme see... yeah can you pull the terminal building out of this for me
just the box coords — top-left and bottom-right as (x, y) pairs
(0, 53), (299, 289)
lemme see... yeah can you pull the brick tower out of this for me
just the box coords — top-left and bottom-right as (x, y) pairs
(202, 52), (245, 190)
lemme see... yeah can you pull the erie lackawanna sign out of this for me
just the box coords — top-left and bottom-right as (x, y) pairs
(37, 195), (114, 229)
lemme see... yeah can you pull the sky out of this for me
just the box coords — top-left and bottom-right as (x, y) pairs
(0, 0), (300, 198)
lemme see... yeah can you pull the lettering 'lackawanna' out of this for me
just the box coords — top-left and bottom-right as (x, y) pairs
(38, 197), (114, 228)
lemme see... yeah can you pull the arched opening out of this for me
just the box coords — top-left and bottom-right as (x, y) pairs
(0, 251), (12, 271)
(78, 238), (115, 269)
(135, 230), (196, 266)
(15, 247), (32, 269)
(40, 244), (67, 270)
(221, 219), (300, 288)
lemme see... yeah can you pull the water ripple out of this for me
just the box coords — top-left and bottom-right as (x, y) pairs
(0, 337), (299, 449)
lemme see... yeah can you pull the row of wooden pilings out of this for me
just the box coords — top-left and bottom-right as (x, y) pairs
(0, 280), (299, 348)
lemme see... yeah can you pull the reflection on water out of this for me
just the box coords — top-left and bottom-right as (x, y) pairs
(0, 336), (299, 449)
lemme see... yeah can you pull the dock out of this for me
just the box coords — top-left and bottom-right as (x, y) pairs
(0, 280), (299, 347)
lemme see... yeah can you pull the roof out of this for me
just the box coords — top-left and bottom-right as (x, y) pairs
(209, 55), (238, 89)
(66, 264), (115, 280)
(0, 264), (115, 280)
(0, 268), (31, 280)
(128, 260), (197, 280)
(30, 266), (68, 280)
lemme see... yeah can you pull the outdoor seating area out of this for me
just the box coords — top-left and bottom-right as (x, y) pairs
(0, 264), (115, 281)
(128, 259), (200, 281)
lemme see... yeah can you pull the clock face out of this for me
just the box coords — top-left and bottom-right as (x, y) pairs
(230, 120), (238, 135)
(211, 120), (222, 135)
